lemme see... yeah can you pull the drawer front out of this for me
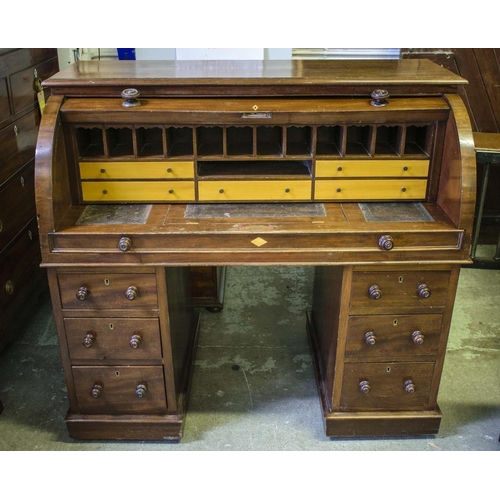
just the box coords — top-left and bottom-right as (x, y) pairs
(0, 77), (9, 124)
(340, 362), (435, 411)
(9, 57), (58, 115)
(58, 273), (158, 310)
(345, 314), (443, 361)
(350, 270), (451, 312)
(316, 159), (429, 178)
(198, 180), (312, 201)
(81, 180), (195, 202)
(0, 218), (41, 327)
(314, 179), (427, 201)
(65, 318), (162, 362)
(0, 161), (35, 252)
(73, 366), (167, 414)
(80, 161), (195, 179)
(0, 109), (40, 185)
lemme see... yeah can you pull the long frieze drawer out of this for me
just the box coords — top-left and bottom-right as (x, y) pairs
(315, 179), (427, 201)
(79, 161), (195, 179)
(350, 270), (451, 312)
(57, 273), (158, 310)
(72, 366), (167, 414)
(316, 159), (429, 178)
(65, 318), (162, 362)
(345, 314), (443, 361)
(50, 230), (463, 255)
(81, 181), (195, 202)
(198, 180), (312, 201)
(340, 362), (435, 411)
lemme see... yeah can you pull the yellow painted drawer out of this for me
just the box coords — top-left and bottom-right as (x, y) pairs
(198, 180), (312, 201)
(314, 179), (427, 201)
(80, 161), (194, 179)
(81, 181), (195, 202)
(316, 159), (429, 178)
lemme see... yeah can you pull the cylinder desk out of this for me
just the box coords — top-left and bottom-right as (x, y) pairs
(35, 59), (475, 440)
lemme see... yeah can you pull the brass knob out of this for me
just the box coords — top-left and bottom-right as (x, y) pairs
(118, 236), (132, 252)
(378, 234), (394, 251)
(417, 284), (431, 298)
(91, 384), (103, 398)
(135, 384), (147, 398)
(125, 286), (138, 300)
(359, 380), (371, 394)
(121, 88), (140, 108)
(404, 380), (416, 394)
(412, 331), (425, 345)
(82, 333), (96, 348)
(364, 331), (377, 345)
(369, 284), (382, 300)
(129, 334), (142, 349)
(76, 286), (89, 301)
(370, 89), (389, 107)
(5, 280), (14, 295)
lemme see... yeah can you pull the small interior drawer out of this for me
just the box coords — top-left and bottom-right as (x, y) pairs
(315, 159), (429, 178)
(315, 179), (427, 201)
(198, 180), (312, 201)
(81, 180), (195, 202)
(72, 365), (167, 414)
(79, 161), (195, 179)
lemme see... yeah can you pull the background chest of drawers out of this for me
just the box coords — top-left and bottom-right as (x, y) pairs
(0, 48), (58, 351)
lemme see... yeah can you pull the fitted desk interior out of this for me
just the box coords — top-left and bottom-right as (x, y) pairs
(35, 60), (476, 440)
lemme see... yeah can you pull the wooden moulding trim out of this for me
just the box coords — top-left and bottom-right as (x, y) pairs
(443, 94), (477, 235)
(35, 95), (64, 255)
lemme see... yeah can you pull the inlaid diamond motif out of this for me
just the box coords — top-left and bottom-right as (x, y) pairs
(251, 237), (267, 247)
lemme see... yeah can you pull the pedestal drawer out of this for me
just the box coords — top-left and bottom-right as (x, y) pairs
(345, 314), (443, 361)
(350, 270), (451, 313)
(72, 365), (167, 414)
(65, 318), (162, 362)
(58, 273), (158, 310)
(340, 362), (435, 411)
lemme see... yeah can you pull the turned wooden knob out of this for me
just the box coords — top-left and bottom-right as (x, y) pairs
(369, 284), (382, 300)
(359, 380), (371, 394)
(121, 88), (140, 107)
(118, 236), (132, 252)
(370, 89), (390, 107)
(91, 384), (103, 398)
(135, 384), (147, 398)
(417, 284), (431, 298)
(404, 380), (416, 394)
(129, 334), (142, 349)
(125, 286), (139, 300)
(412, 331), (425, 345)
(82, 333), (96, 348)
(76, 286), (89, 301)
(365, 331), (377, 345)
(378, 234), (394, 251)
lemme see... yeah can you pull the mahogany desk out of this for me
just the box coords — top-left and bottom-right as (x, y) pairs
(35, 59), (476, 440)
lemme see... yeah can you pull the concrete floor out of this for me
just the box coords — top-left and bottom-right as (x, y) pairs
(0, 263), (499, 451)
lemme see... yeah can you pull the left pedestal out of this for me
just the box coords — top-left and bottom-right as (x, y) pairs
(47, 266), (199, 440)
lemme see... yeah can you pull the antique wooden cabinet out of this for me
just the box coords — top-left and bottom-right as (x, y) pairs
(35, 60), (475, 440)
(0, 48), (58, 351)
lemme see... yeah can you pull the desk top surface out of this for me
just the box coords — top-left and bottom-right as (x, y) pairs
(43, 59), (467, 96)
